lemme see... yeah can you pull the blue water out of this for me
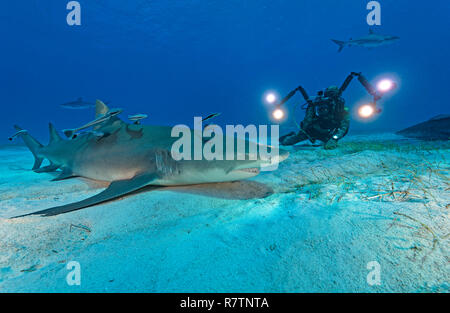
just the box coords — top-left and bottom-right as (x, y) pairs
(2, 1), (449, 142)
(1, 1), (449, 293)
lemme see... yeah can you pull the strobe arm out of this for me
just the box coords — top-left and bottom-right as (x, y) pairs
(339, 73), (357, 94)
(356, 73), (381, 101)
(277, 86), (312, 107)
(340, 72), (381, 101)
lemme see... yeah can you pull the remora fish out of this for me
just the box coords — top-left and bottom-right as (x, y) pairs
(396, 114), (450, 141)
(202, 113), (221, 122)
(12, 100), (288, 217)
(62, 106), (123, 138)
(331, 29), (399, 52)
(128, 114), (148, 124)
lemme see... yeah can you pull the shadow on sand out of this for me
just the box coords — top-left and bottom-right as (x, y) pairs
(135, 180), (274, 200)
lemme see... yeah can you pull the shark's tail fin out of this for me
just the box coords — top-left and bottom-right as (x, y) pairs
(331, 39), (345, 52)
(12, 125), (44, 170)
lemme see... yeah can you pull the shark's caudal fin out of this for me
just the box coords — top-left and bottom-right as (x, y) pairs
(331, 39), (345, 52)
(49, 123), (62, 144)
(12, 173), (159, 217)
(13, 125), (44, 170)
(95, 100), (110, 117)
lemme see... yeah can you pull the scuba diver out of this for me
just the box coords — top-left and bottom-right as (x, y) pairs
(278, 72), (381, 149)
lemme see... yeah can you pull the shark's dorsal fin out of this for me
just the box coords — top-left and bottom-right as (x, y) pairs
(95, 100), (110, 118)
(49, 123), (62, 144)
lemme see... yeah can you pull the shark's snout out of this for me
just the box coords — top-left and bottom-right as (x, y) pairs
(259, 148), (289, 168)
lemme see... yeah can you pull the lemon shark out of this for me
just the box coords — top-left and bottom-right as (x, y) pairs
(331, 29), (399, 52)
(396, 114), (450, 141)
(12, 101), (288, 217)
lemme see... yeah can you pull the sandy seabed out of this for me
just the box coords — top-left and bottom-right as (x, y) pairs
(0, 133), (448, 292)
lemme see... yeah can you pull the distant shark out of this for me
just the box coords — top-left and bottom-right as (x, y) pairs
(60, 97), (107, 109)
(11, 101), (288, 217)
(331, 29), (399, 52)
(396, 114), (450, 141)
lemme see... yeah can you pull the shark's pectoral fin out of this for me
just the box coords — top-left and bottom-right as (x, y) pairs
(13, 173), (159, 218)
(52, 168), (77, 181)
(32, 158), (45, 171)
(34, 163), (60, 173)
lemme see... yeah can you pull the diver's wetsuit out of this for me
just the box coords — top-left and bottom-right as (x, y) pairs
(280, 95), (350, 146)
(279, 72), (378, 149)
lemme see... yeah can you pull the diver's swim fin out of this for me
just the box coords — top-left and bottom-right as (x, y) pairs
(12, 173), (159, 217)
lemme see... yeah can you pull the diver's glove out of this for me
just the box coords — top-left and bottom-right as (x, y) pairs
(324, 138), (338, 150)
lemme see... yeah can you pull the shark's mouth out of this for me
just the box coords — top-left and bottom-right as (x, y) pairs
(237, 167), (260, 175)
